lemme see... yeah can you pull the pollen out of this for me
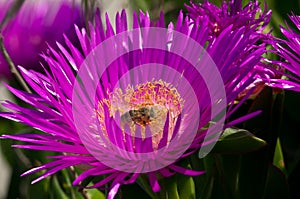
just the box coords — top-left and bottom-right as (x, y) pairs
(96, 80), (184, 150)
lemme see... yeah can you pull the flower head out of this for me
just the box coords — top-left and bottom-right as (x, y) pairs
(0, 0), (83, 79)
(185, 0), (271, 38)
(185, 0), (277, 98)
(257, 13), (300, 92)
(1, 9), (266, 198)
(273, 15), (300, 77)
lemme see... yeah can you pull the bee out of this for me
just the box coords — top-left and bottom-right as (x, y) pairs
(120, 105), (168, 147)
(121, 105), (167, 128)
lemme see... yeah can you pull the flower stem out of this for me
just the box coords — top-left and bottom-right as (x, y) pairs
(0, 0), (31, 93)
(0, 0), (24, 30)
(0, 35), (31, 93)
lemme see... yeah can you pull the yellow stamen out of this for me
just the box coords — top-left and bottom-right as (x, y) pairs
(96, 80), (184, 150)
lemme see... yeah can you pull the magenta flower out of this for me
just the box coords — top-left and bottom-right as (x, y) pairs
(278, 14), (300, 74)
(188, 0), (274, 99)
(185, 0), (277, 98)
(185, 0), (271, 38)
(271, 14), (300, 91)
(1, 9), (266, 198)
(0, 0), (83, 79)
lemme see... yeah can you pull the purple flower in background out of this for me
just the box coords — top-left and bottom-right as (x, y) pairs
(186, 0), (275, 98)
(278, 14), (300, 73)
(185, 0), (276, 98)
(0, 0), (83, 79)
(0, 9), (266, 198)
(271, 14), (300, 91)
(185, 0), (271, 38)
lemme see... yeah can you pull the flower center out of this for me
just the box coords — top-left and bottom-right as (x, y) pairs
(96, 80), (184, 149)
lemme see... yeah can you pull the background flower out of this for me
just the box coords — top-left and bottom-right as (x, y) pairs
(185, 0), (300, 98)
(185, 0), (278, 98)
(0, 0), (84, 79)
(185, 0), (271, 39)
(271, 14), (300, 91)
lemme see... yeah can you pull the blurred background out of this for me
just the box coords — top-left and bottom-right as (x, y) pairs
(0, 0), (300, 199)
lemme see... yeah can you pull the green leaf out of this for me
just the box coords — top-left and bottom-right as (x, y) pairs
(174, 158), (196, 199)
(189, 154), (217, 199)
(263, 165), (289, 199)
(28, 173), (50, 199)
(177, 174), (195, 199)
(164, 175), (180, 199)
(218, 155), (241, 199)
(51, 175), (70, 199)
(211, 128), (267, 154)
(132, 0), (152, 12)
(273, 138), (285, 172)
(87, 189), (106, 199)
(60, 169), (86, 199)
